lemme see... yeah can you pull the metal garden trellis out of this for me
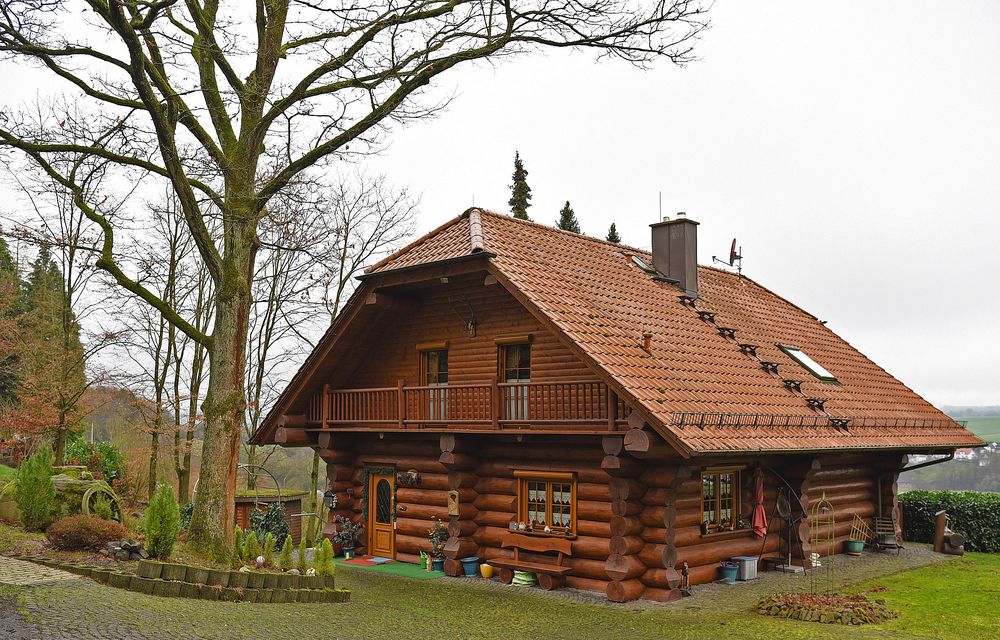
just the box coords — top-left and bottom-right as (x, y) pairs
(809, 492), (836, 594)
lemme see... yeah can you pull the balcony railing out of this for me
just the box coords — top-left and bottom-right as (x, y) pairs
(309, 379), (629, 431)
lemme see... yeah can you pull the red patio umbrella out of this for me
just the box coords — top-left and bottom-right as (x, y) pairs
(751, 467), (768, 538)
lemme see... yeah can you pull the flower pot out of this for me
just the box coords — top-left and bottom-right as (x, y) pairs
(845, 539), (865, 555)
(719, 562), (738, 584)
(480, 563), (494, 579)
(342, 546), (356, 560)
(460, 556), (480, 577)
(431, 557), (445, 572)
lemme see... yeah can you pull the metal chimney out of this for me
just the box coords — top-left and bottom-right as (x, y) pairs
(650, 213), (699, 298)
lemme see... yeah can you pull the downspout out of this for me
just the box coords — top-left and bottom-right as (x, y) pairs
(877, 452), (955, 518)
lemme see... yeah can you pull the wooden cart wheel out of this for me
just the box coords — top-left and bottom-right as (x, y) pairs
(82, 484), (124, 523)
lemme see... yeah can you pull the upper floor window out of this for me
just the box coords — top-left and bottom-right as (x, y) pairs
(702, 467), (741, 533)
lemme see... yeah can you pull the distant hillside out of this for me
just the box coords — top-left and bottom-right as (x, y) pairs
(942, 406), (1000, 418)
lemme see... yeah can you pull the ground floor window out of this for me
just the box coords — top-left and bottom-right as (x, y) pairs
(702, 467), (742, 533)
(514, 470), (576, 534)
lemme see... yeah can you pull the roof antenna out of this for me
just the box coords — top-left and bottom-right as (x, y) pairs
(712, 238), (744, 276)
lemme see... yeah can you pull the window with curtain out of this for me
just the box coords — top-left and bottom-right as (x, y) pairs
(515, 471), (575, 534)
(702, 468), (741, 533)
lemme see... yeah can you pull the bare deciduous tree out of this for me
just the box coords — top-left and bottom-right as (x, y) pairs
(0, 0), (709, 557)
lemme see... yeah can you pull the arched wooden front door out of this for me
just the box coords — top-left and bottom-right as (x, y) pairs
(368, 471), (395, 558)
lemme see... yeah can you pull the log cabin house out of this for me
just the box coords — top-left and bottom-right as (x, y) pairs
(250, 209), (982, 602)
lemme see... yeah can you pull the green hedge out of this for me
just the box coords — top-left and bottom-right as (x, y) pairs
(900, 490), (1000, 553)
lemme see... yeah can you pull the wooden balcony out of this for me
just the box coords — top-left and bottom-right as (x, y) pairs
(307, 379), (629, 432)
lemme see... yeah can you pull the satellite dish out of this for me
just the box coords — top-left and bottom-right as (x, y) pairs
(729, 238), (738, 266)
(712, 239), (743, 274)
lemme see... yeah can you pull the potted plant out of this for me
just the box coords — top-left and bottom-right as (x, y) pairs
(331, 515), (364, 560)
(428, 518), (448, 571)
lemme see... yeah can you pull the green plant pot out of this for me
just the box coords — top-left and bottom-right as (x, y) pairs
(229, 571), (249, 588)
(845, 539), (865, 554)
(137, 560), (163, 579)
(262, 572), (279, 589)
(206, 569), (230, 587)
(160, 563), (187, 581)
(185, 566), (210, 585)
(247, 571), (265, 589)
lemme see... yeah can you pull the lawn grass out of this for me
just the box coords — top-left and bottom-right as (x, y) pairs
(0, 464), (16, 483)
(962, 416), (1000, 442)
(856, 552), (1000, 640)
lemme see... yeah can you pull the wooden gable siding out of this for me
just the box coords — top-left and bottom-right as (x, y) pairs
(349, 273), (594, 388)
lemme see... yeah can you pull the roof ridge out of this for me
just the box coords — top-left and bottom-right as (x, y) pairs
(364, 212), (470, 273)
(477, 208), (651, 256)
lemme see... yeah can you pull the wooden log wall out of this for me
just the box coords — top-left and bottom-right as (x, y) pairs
(797, 453), (904, 558)
(602, 436), (646, 602)
(346, 273), (593, 389)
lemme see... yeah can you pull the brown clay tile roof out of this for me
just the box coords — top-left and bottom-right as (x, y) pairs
(367, 209), (982, 454)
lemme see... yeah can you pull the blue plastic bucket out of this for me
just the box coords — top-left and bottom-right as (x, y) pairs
(719, 562), (739, 584)
(460, 556), (480, 577)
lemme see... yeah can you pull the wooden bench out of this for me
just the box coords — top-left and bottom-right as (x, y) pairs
(488, 533), (573, 590)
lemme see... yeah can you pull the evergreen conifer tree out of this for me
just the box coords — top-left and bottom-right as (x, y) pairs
(606, 223), (622, 244)
(556, 201), (581, 234)
(279, 535), (294, 570)
(0, 237), (20, 405)
(508, 152), (532, 220)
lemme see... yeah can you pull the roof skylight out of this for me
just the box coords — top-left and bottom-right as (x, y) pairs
(778, 345), (837, 382)
(631, 255), (657, 275)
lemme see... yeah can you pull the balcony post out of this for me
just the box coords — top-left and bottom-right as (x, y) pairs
(490, 375), (500, 430)
(322, 384), (330, 428)
(397, 379), (406, 430)
(607, 387), (617, 432)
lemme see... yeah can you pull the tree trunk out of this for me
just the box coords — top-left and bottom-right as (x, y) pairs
(187, 229), (255, 560)
(148, 408), (162, 500)
(53, 426), (67, 467)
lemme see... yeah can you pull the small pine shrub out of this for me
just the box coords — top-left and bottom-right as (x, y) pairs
(296, 536), (308, 573)
(145, 483), (181, 559)
(262, 532), (276, 567)
(321, 538), (336, 577)
(279, 535), (294, 570)
(233, 525), (245, 560)
(15, 446), (55, 531)
(46, 515), (127, 550)
(244, 529), (261, 562)
(313, 541), (327, 576)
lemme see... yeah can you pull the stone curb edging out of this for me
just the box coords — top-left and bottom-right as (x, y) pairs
(12, 556), (350, 604)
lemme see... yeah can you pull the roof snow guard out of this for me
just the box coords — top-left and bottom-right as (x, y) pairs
(253, 209), (983, 455)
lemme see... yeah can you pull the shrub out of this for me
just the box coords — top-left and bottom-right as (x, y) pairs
(92, 493), (115, 521)
(234, 525), (245, 560)
(278, 535), (294, 570)
(296, 536), (308, 573)
(179, 501), (194, 531)
(262, 532), (276, 567)
(249, 501), (289, 548)
(319, 538), (336, 577)
(64, 433), (90, 466)
(94, 442), (126, 483)
(46, 515), (127, 550)
(15, 446), (55, 531)
(145, 483), (181, 559)
(313, 540), (327, 576)
(244, 528), (261, 562)
(900, 490), (1000, 552)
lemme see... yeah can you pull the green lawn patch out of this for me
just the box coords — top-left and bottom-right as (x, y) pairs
(853, 552), (1000, 640)
(0, 464), (16, 483)
(0, 521), (45, 553)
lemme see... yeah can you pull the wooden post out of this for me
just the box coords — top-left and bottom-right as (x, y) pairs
(607, 388), (617, 432)
(397, 380), (406, 430)
(490, 375), (500, 430)
(322, 384), (330, 427)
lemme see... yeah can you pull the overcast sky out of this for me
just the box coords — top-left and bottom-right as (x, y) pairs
(361, 1), (1000, 408)
(1, 2), (997, 409)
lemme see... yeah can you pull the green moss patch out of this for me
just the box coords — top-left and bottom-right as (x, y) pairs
(757, 591), (898, 625)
